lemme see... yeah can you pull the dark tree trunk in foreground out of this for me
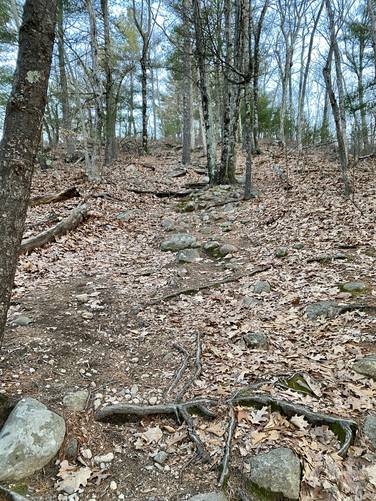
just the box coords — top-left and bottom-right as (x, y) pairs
(0, 0), (57, 346)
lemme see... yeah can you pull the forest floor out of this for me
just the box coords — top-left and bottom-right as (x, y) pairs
(1, 143), (376, 501)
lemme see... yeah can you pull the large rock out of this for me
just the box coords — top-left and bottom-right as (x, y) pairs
(0, 398), (66, 481)
(353, 356), (376, 379)
(160, 233), (196, 252)
(63, 389), (89, 411)
(305, 301), (339, 320)
(363, 415), (376, 447)
(187, 493), (227, 501)
(247, 448), (301, 500)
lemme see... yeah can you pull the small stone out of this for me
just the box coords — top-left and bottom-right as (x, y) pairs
(153, 451), (168, 465)
(182, 201), (196, 212)
(218, 243), (237, 257)
(292, 242), (304, 250)
(116, 211), (132, 222)
(82, 311), (94, 320)
(247, 448), (301, 500)
(186, 493), (227, 501)
(243, 331), (269, 350)
(202, 240), (221, 257)
(93, 399), (102, 410)
(130, 384), (139, 397)
(160, 233), (196, 252)
(63, 389), (89, 411)
(110, 481), (117, 490)
(94, 452), (114, 464)
(253, 280), (271, 294)
(305, 301), (339, 320)
(275, 247), (288, 258)
(176, 248), (201, 263)
(12, 316), (32, 327)
(149, 397), (158, 405)
(81, 448), (92, 459)
(353, 356), (376, 379)
(76, 294), (89, 303)
(242, 296), (260, 307)
(64, 437), (78, 460)
(363, 415), (376, 447)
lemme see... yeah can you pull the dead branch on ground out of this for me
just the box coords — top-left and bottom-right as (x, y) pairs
(30, 187), (80, 207)
(20, 204), (88, 254)
(127, 188), (192, 198)
(165, 344), (189, 396)
(218, 406), (237, 487)
(175, 333), (203, 402)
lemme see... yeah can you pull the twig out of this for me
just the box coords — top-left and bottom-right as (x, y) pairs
(165, 344), (189, 396)
(175, 333), (203, 402)
(179, 406), (211, 462)
(127, 188), (192, 198)
(218, 406), (237, 487)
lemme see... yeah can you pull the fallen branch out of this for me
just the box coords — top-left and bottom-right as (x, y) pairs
(30, 187), (80, 207)
(218, 406), (237, 487)
(20, 204), (88, 254)
(176, 333), (203, 402)
(231, 392), (357, 457)
(358, 153), (375, 161)
(142, 266), (271, 310)
(127, 188), (191, 198)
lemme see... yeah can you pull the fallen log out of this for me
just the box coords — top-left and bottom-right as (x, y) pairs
(20, 204), (88, 254)
(30, 187), (80, 207)
(230, 391), (357, 457)
(127, 188), (192, 198)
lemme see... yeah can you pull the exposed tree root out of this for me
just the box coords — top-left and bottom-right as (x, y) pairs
(140, 266), (271, 311)
(95, 399), (216, 462)
(0, 484), (29, 501)
(30, 186), (80, 207)
(165, 344), (189, 397)
(218, 406), (237, 487)
(20, 204), (88, 254)
(176, 333), (202, 402)
(230, 391), (357, 457)
(338, 303), (376, 316)
(307, 253), (347, 263)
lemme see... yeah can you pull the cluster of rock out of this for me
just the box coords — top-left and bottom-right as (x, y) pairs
(160, 232), (239, 264)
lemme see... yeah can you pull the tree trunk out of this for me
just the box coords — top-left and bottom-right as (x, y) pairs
(0, 0), (57, 346)
(367, 0), (376, 78)
(182, 0), (192, 166)
(192, 0), (216, 182)
(57, 0), (75, 160)
(141, 53), (148, 153)
(101, 0), (117, 165)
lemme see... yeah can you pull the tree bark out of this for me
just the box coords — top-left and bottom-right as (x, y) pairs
(182, 0), (192, 166)
(0, 0), (57, 346)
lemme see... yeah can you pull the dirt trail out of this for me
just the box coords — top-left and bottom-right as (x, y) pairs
(1, 147), (376, 500)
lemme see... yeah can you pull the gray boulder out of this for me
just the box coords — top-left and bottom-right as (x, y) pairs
(353, 356), (376, 379)
(63, 389), (89, 411)
(0, 398), (66, 481)
(340, 281), (368, 294)
(187, 493), (227, 501)
(177, 248), (201, 263)
(363, 415), (376, 447)
(160, 233), (196, 252)
(305, 301), (339, 320)
(247, 448), (301, 500)
(244, 332), (269, 350)
(254, 280), (271, 294)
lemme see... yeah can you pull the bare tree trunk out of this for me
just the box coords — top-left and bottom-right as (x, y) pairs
(297, 1), (324, 152)
(151, 65), (158, 141)
(57, 0), (75, 160)
(0, 0), (57, 346)
(101, 0), (117, 165)
(193, 0), (216, 182)
(182, 0), (192, 166)
(367, 0), (376, 78)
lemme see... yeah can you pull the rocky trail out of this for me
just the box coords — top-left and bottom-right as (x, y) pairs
(0, 145), (376, 500)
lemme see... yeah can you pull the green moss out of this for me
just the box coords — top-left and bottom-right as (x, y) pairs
(8, 483), (28, 495)
(246, 480), (287, 500)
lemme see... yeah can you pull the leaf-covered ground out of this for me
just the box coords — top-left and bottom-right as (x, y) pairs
(1, 144), (376, 500)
